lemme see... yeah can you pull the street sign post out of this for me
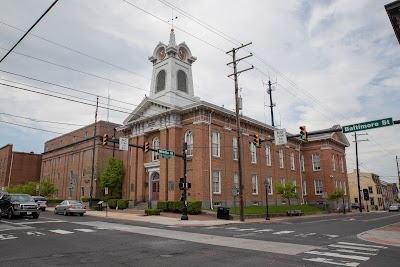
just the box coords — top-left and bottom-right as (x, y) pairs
(158, 149), (175, 159)
(274, 129), (287, 146)
(119, 137), (129, 151)
(342, 118), (393, 133)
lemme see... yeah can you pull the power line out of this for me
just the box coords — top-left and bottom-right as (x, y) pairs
(0, 112), (86, 127)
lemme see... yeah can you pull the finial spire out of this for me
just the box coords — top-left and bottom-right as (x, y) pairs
(168, 27), (176, 47)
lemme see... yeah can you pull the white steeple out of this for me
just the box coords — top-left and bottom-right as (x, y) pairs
(148, 29), (198, 107)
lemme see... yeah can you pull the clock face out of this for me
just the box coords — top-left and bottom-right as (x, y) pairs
(158, 47), (166, 60)
(178, 47), (186, 60)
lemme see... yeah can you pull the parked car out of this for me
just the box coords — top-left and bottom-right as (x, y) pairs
(32, 196), (47, 211)
(54, 200), (86, 216)
(0, 194), (40, 219)
(351, 203), (364, 210)
(388, 203), (400, 212)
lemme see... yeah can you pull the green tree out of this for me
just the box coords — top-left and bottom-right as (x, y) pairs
(329, 189), (346, 214)
(39, 177), (58, 197)
(100, 157), (124, 197)
(275, 181), (299, 215)
(7, 182), (36, 195)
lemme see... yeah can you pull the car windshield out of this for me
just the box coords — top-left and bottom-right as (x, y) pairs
(69, 200), (82, 204)
(11, 195), (34, 202)
(34, 197), (45, 201)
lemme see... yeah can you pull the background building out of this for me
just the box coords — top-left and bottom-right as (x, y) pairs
(41, 121), (123, 199)
(117, 30), (351, 210)
(0, 144), (42, 191)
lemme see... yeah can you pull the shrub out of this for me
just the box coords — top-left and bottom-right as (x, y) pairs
(108, 199), (118, 209)
(46, 199), (64, 204)
(117, 199), (129, 209)
(168, 200), (183, 212)
(82, 197), (101, 203)
(187, 201), (202, 214)
(145, 209), (161, 216)
(156, 201), (169, 211)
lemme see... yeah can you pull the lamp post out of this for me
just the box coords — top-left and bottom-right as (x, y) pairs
(264, 179), (270, 220)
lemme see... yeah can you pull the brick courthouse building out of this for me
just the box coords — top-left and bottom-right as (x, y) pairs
(118, 30), (351, 210)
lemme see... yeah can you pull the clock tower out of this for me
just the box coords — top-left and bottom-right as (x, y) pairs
(148, 29), (199, 106)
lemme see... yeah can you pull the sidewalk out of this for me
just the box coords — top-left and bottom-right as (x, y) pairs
(46, 207), (400, 247)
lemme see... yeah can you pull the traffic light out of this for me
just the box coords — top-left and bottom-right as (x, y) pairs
(253, 134), (260, 147)
(102, 134), (108, 146)
(299, 126), (307, 141)
(143, 142), (150, 153)
(363, 189), (370, 200)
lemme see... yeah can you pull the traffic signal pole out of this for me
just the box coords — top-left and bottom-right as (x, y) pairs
(89, 97), (98, 208)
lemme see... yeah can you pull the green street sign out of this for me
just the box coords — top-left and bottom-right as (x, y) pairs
(342, 118), (393, 133)
(162, 154), (171, 159)
(158, 149), (175, 156)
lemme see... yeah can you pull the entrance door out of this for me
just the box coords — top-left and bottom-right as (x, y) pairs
(151, 172), (160, 201)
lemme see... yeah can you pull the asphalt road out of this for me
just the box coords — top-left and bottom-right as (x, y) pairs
(0, 210), (399, 267)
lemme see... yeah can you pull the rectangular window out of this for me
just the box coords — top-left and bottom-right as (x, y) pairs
(85, 132), (88, 138)
(312, 153), (321, 171)
(212, 170), (221, 194)
(60, 140), (63, 147)
(370, 197), (375, 206)
(73, 136), (76, 143)
(343, 182), (347, 195)
(301, 155), (305, 172)
(293, 179), (297, 193)
(212, 132), (220, 157)
(58, 157), (61, 164)
(252, 174), (258, 195)
(82, 169), (86, 177)
(302, 180), (307, 196)
(233, 137), (238, 160)
(314, 179), (323, 195)
(72, 154), (75, 161)
(250, 143), (256, 164)
(290, 152), (295, 170)
(267, 176), (273, 195)
(51, 144), (53, 150)
(280, 177), (285, 184)
(81, 187), (84, 197)
(279, 150), (284, 168)
(334, 180), (338, 188)
(340, 157), (344, 173)
(266, 145), (271, 166)
(368, 186), (373, 194)
(233, 172), (239, 190)
(332, 154), (336, 171)
(83, 151), (87, 159)
(57, 173), (60, 180)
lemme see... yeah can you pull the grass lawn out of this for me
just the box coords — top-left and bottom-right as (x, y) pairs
(227, 205), (323, 215)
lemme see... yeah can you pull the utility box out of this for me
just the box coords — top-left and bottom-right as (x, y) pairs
(217, 207), (230, 220)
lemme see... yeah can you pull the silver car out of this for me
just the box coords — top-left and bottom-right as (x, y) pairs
(54, 200), (86, 216)
(388, 203), (400, 212)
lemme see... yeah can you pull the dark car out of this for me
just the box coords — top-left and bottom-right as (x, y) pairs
(351, 203), (365, 210)
(0, 194), (40, 219)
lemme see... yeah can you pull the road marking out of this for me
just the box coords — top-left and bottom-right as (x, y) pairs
(49, 229), (74, 235)
(333, 249), (377, 256)
(27, 231), (46, 236)
(74, 229), (96, 233)
(325, 234), (340, 239)
(303, 257), (360, 266)
(273, 230), (295, 235)
(75, 221), (318, 255)
(236, 228), (257, 232)
(0, 233), (18, 240)
(14, 221), (64, 225)
(328, 244), (379, 251)
(301, 218), (341, 224)
(304, 251), (369, 261)
(296, 232), (316, 237)
(225, 227), (240, 230)
(253, 229), (273, 232)
(337, 242), (386, 249)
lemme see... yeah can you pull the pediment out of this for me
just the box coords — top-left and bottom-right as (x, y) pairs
(122, 97), (176, 125)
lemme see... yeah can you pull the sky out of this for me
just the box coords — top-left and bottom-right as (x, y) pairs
(0, 0), (399, 185)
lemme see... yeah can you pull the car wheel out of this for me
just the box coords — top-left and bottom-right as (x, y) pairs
(63, 210), (68, 216)
(33, 214), (39, 219)
(42, 208), (46, 211)
(7, 209), (14, 219)
(79, 213), (84, 217)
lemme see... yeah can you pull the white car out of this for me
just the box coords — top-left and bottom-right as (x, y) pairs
(32, 196), (47, 211)
(388, 203), (400, 212)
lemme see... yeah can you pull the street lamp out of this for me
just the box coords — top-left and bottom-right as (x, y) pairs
(264, 179), (270, 220)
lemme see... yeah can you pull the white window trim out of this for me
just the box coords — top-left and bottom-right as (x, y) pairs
(152, 137), (160, 161)
(314, 179), (323, 195)
(213, 170), (221, 194)
(332, 154), (336, 171)
(290, 152), (295, 170)
(250, 143), (257, 164)
(267, 176), (273, 195)
(279, 150), (284, 169)
(212, 131), (220, 157)
(252, 174), (258, 195)
(185, 131), (193, 157)
(233, 137), (238, 161)
(302, 180), (307, 196)
(301, 155), (305, 172)
(312, 153), (321, 171)
(266, 145), (271, 166)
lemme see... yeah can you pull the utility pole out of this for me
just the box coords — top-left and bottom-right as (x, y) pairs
(396, 156), (400, 195)
(89, 97), (99, 208)
(353, 132), (368, 212)
(264, 80), (276, 127)
(227, 43), (253, 222)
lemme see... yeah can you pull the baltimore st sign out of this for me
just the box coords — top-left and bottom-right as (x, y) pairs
(342, 118), (394, 133)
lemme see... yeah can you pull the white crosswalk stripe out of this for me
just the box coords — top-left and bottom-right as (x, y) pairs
(74, 229), (97, 233)
(49, 229), (74, 234)
(302, 241), (387, 266)
(273, 230), (295, 235)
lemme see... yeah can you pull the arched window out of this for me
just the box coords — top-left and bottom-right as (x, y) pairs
(185, 131), (193, 157)
(177, 70), (187, 92)
(156, 70), (166, 92)
(152, 137), (159, 161)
